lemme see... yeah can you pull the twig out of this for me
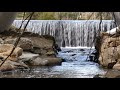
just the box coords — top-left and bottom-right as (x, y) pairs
(0, 12), (34, 67)
(17, 12), (34, 33)
(85, 12), (94, 24)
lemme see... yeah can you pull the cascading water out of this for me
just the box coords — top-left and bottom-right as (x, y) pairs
(1, 20), (113, 78)
(12, 20), (115, 47)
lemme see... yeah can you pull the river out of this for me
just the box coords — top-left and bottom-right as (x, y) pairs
(0, 47), (107, 78)
(0, 20), (111, 78)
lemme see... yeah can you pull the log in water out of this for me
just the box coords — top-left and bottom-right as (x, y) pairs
(12, 20), (115, 47)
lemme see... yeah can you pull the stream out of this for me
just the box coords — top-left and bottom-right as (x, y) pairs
(0, 47), (107, 78)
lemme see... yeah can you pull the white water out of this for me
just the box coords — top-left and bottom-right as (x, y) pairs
(0, 48), (106, 78)
(12, 20), (115, 47)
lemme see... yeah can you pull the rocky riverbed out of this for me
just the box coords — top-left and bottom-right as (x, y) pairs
(0, 47), (107, 78)
(1, 26), (120, 78)
(0, 27), (62, 71)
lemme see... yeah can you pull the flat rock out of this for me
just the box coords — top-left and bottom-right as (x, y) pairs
(0, 60), (28, 71)
(4, 38), (33, 51)
(0, 44), (23, 61)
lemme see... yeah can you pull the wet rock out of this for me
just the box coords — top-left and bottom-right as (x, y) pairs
(61, 58), (66, 62)
(89, 55), (95, 61)
(108, 62), (116, 69)
(25, 56), (62, 66)
(0, 60), (28, 71)
(26, 56), (49, 66)
(54, 44), (61, 52)
(44, 57), (62, 65)
(88, 50), (99, 63)
(79, 49), (85, 51)
(71, 54), (76, 56)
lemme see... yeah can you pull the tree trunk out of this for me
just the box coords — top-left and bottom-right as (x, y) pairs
(112, 12), (120, 26)
(0, 12), (17, 33)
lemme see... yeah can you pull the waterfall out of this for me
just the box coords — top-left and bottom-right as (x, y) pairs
(12, 20), (115, 47)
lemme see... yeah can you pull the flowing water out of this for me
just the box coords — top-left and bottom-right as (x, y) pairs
(0, 47), (107, 78)
(12, 20), (115, 47)
(1, 20), (112, 78)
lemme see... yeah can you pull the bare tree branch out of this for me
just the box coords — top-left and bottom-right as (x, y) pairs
(0, 12), (35, 68)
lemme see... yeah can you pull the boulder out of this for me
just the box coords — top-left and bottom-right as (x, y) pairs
(0, 44), (23, 61)
(95, 30), (120, 69)
(113, 64), (120, 70)
(24, 56), (62, 66)
(104, 70), (120, 78)
(17, 38), (33, 51)
(26, 56), (49, 66)
(30, 36), (54, 48)
(0, 30), (63, 71)
(98, 47), (118, 67)
(4, 38), (33, 51)
(44, 57), (62, 65)
(0, 60), (28, 71)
